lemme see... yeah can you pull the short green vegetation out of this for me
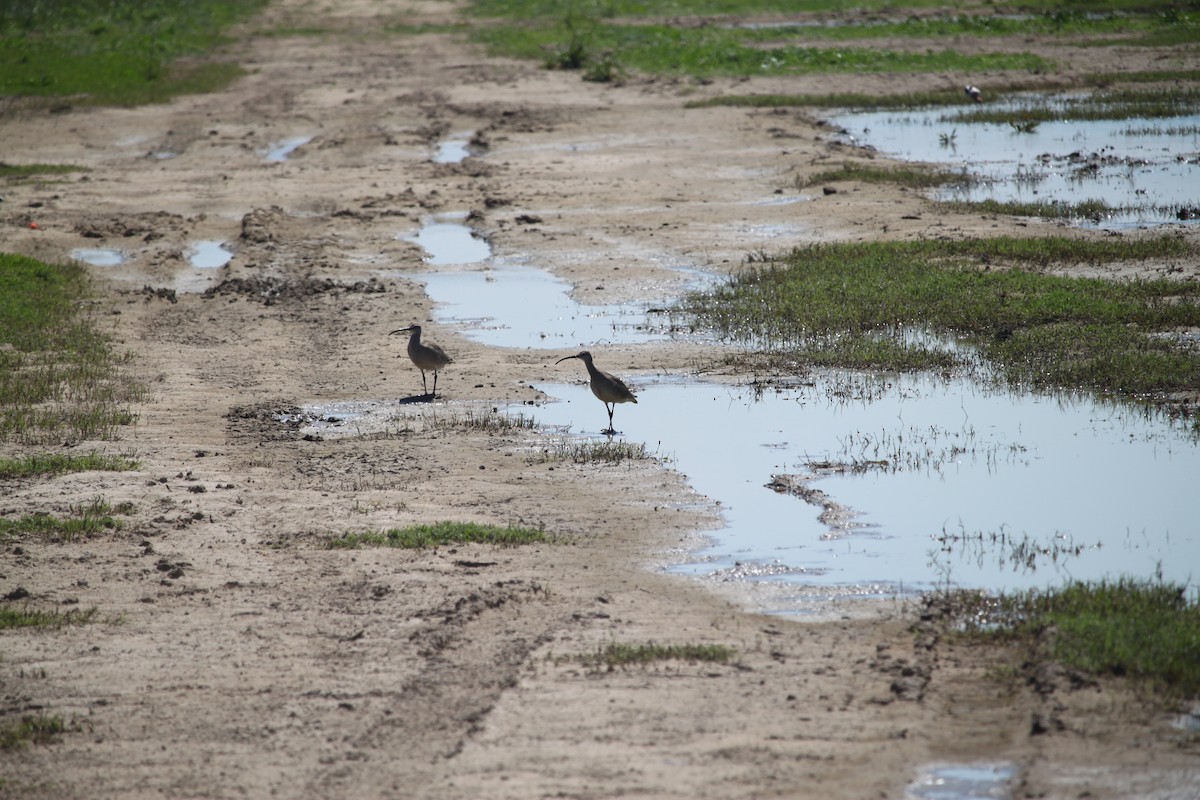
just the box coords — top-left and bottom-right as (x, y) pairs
(0, 0), (268, 106)
(0, 606), (98, 631)
(0, 715), (69, 750)
(938, 198), (1118, 223)
(0, 253), (145, 444)
(801, 162), (972, 191)
(326, 521), (550, 549)
(0, 452), (140, 480)
(0, 498), (133, 543)
(588, 641), (737, 668)
(0, 162), (88, 179)
(683, 237), (1200, 406)
(946, 578), (1200, 699)
(952, 87), (1200, 125)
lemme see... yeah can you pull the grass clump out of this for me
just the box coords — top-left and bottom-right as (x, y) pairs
(0, 253), (145, 444)
(326, 521), (550, 550)
(0, 451), (140, 480)
(0, 715), (69, 750)
(945, 577), (1200, 699)
(0, 498), (132, 543)
(0, 162), (88, 179)
(801, 161), (972, 191)
(0, 0), (267, 107)
(0, 606), (98, 631)
(587, 641), (737, 669)
(938, 198), (1117, 223)
(537, 438), (652, 464)
(683, 237), (1200, 405)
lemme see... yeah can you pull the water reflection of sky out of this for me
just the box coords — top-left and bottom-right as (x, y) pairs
(528, 375), (1200, 596)
(828, 101), (1200, 226)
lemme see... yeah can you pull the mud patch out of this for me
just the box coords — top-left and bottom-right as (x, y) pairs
(202, 275), (386, 305)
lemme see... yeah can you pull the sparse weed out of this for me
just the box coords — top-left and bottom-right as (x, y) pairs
(325, 520), (550, 549)
(0, 497), (131, 543)
(585, 641), (737, 669)
(0, 715), (70, 750)
(535, 438), (651, 464)
(0, 451), (140, 480)
(0, 606), (98, 631)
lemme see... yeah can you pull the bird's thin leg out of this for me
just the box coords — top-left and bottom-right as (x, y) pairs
(432, 371), (438, 398)
(606, 403), (615, 432)
(420, 370), (429, 396)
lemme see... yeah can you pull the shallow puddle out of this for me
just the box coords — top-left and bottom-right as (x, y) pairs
(529, 375), (1199, 596)
(906, 762), (1017, 800)
(187, 240), (233, 268)
(433, 132), (474, 164)
(401, 214), (491, 265)
(829, 99), (1200, 226)
(70, 248), (125, 267)
(415, 263), (677, 349)
(262, 135), (312, 162)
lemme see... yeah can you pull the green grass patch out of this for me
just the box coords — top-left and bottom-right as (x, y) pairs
(0, 0), (267, 106)
(0, 253), (145, 444)
(945, 577), (1200, 699)
(0, 162), (88, 179)
(683, 237), (1200, 405)
(0, 451), (140, 480)
(0, 715), (69, 750)
(469, 11), (1051, 80)
(325, 521), (550, 549)
(0, 498), (133, 543)
(0, 606), (98, 631)
(587, 641), (737, 668)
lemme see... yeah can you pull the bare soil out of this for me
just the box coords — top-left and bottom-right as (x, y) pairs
(2, 2), (1198, 797)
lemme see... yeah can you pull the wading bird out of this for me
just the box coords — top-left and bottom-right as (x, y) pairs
(555, 351), (637, 434)
(964, 84), (982, 103)
(390, 324), (452, 398)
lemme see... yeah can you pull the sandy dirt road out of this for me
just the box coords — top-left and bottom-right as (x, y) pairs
(2, 1), (1198, 797)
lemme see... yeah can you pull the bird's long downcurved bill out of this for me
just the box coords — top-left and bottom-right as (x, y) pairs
(390, 327), (415, 336)
(555, 354), (579, 364)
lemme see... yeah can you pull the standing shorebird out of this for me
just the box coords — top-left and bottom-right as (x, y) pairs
(964, 84), (982, 103)
(556, 351), (637, 434)
(390, 324), (452, 398)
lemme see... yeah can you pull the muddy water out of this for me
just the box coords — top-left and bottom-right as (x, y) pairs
(829, 100), (1200, 227)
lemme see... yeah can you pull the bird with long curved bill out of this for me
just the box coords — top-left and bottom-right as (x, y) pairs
(390, 324), (452, 398)
(556, 350), (637, 434)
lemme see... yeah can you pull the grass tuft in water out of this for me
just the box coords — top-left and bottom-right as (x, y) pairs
(325, 521), (550, 549)
(537, 438), (652, 464)
(587, 641), (736, 669)
(683, 237), (1200, 406)
(801, 161), (973, 191)
(942, 577), (1200, 699)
